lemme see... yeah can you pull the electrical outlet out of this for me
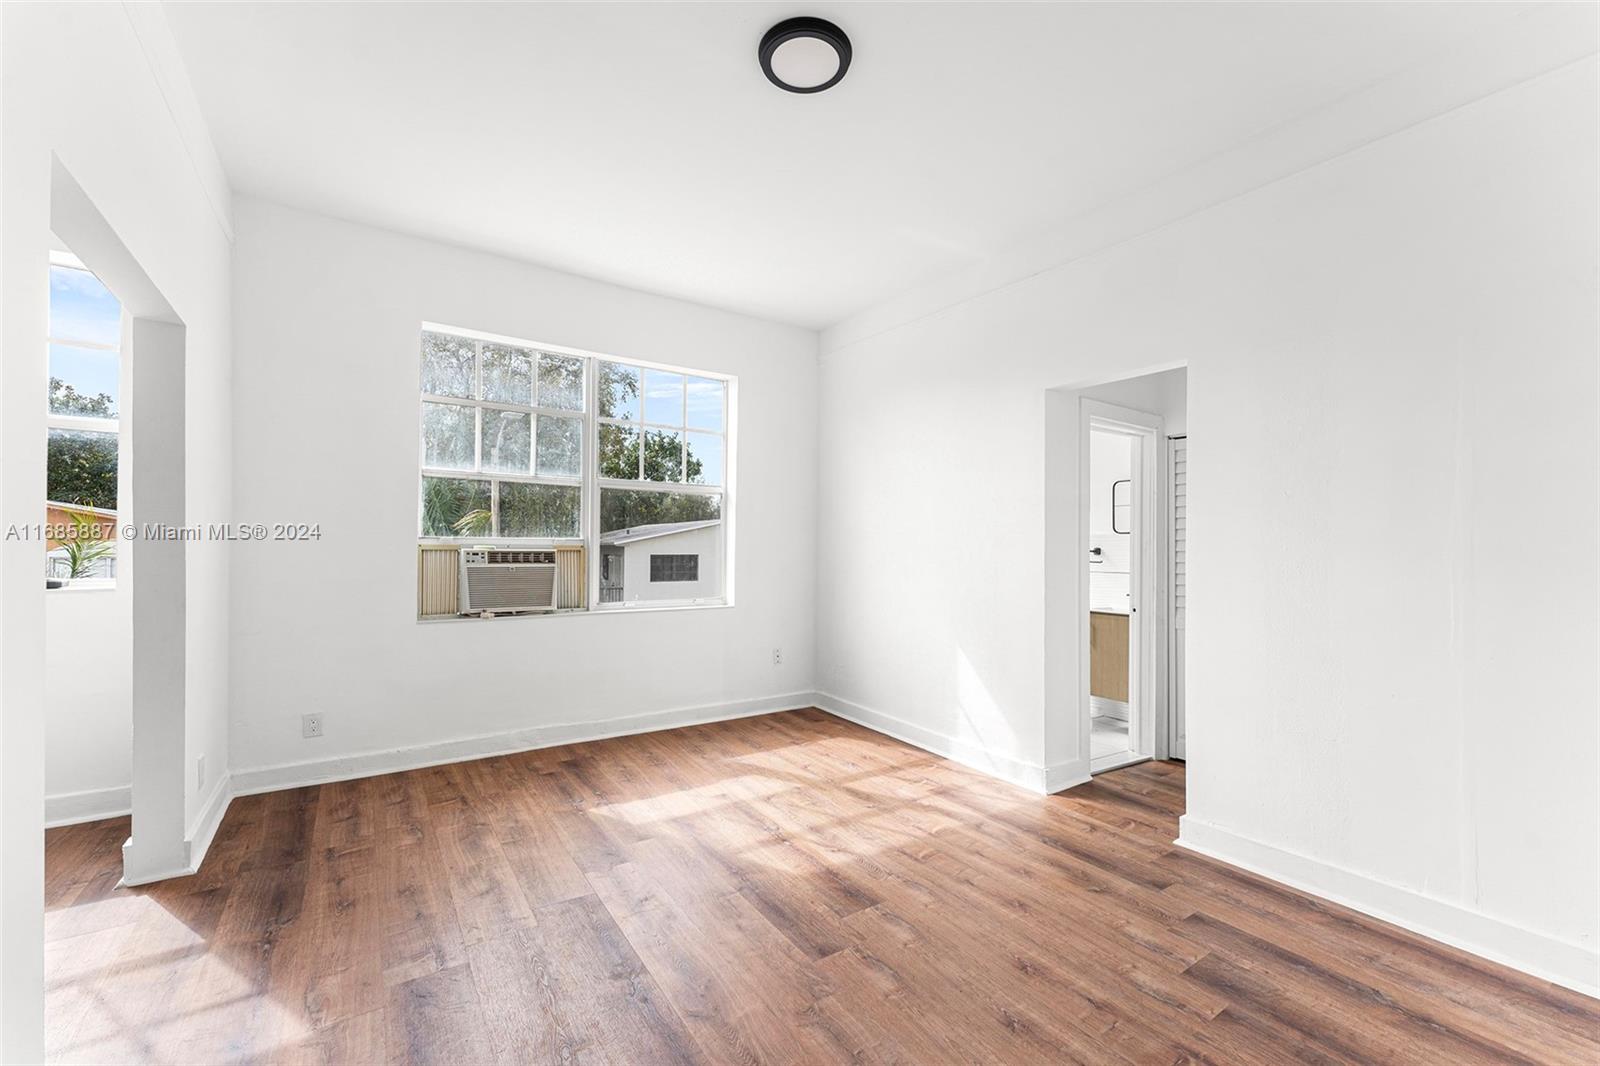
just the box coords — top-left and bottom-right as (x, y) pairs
(196, 754), (206, 790)
(302, 713), (324, 739)
(772, 647), (783, 666)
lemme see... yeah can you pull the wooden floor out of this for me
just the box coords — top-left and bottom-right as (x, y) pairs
(45, 710), (1599, 1065)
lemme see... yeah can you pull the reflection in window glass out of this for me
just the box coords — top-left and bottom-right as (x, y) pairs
(480, 344), (533, 404)
(599, 423), (640, 480)
(685, 431), (723, 486)
(420, 476), (491, 537)
(684, 376), (724, 432)
(538, 353), (584, 411)
(48, 344), (119, 418)
(536, 415), (582, 478)
(598, 361), (640, 420)
(642, 428), (683, 482)
(481, 408), (531, 473)
(499, 482), (580, 538)
(422, 402), (476, 469)
(642, 369), (684, 426)
(421, 331), (476, 398)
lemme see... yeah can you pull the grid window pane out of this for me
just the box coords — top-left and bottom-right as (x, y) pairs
(650, 554), (699, 582)
(498, 482), (580, 538)
(49, 344), (119, 419)
(536, 415), (583, 478)
(598, 361), (640, 420)
(642, 370), (684, 426)
(642, 428), (683, 482)
(47, 428), (118, 510)
(481, 408), (531, 473)
(49, 265), (120, 347)
(422, 402), (476, 470)
(685, 376), (724, 432)
(599, 423), (640, 480)
(685, 431), (723, 486)
(538, 353), (585, 411)
(481, 344), (534, 405)
(421, 332), (476, 398)
(420, 476), (491, 537)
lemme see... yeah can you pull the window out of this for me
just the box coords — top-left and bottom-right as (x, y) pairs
(418, 330), (585, 539)
(650, 554), (699, 582)
(419, 326), (731, 612)
(47, 252), (121, 584)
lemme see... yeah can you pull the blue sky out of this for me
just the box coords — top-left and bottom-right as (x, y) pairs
(49, 265), (120, 413)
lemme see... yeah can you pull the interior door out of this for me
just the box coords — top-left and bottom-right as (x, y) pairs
(1169, 436), (1187, 759)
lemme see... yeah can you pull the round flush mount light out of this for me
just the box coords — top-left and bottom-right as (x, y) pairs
(759, 17), (851, 94)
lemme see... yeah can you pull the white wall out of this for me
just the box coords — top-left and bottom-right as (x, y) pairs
(1, 3), (233, 1056)
(1083, 366), (1188, 438)
(43, 588), (131, 825)
(816, 58), (1597, 992)
(228, 197), (817, 788)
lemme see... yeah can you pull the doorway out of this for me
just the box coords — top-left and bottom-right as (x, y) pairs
(1084, 401), (1165, 774)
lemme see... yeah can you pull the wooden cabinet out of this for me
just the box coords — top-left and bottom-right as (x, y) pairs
(1090, 611), (1129, 701)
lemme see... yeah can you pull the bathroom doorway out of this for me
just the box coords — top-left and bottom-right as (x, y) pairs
(1084, 402), (1163, 773)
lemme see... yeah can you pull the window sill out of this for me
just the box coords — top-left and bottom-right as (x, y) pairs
(47, 580), (118, 594)
(418, 600), (732, 624)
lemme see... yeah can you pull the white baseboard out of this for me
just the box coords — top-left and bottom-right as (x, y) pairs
(815, 690), (1082, 795)
(186, 770), (232, 870)
(119, 770), (236, 887)
(230, 692), (818, 797)
(45, 785), (131, 828)
(1044, 759), (1092, 793)
(1176, 814), (1600, 999)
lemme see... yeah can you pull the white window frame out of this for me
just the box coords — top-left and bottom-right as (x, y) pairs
(46, 250), (122, 589)
(418, 322), (735, 614)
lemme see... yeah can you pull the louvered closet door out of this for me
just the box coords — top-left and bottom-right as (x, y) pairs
(1170, 437), (1187, 759)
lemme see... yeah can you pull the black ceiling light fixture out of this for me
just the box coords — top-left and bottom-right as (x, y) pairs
(759, 16), (851, 94)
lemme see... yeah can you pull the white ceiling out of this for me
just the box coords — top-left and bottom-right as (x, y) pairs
(165, 2), (1518, 329)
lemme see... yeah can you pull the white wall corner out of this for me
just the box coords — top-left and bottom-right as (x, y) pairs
(119, 0), (234, 242)
(1175, 815), (1600, 999)
(1044, 760), (1091, 794)
(814, 691), (1051, 795)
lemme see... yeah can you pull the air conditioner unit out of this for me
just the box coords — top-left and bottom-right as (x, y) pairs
(458, 548), (558, 615)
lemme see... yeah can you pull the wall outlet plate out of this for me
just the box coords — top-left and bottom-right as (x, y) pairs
(772, 647), (783, 666)
(302, 713), (324, 739)
(197, 754), (206, 790)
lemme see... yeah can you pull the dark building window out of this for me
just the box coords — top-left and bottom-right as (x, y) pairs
(650, 554), (699, 582)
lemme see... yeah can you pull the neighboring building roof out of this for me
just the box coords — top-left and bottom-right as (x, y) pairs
(600, 520), (719, 547)
(46, 501), (118, 517)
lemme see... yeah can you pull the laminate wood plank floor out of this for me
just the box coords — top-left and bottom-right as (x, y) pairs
(44, 709), (1600, 1064)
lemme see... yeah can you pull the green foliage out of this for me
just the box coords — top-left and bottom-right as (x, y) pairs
(601, 488), (719, 534)
(421, 476), (490, 537)
(47, 429), (117, 510)
(499, 483), (580, 538)
(452, 508), (493, 537)
(59, 512), (116, 579)
(49, 377), (116, 418)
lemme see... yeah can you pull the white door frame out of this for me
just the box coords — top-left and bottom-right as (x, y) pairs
(1081, 399), (1168, 772)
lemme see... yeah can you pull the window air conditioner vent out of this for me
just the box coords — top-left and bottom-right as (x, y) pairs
(458, 548), (559, 614)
